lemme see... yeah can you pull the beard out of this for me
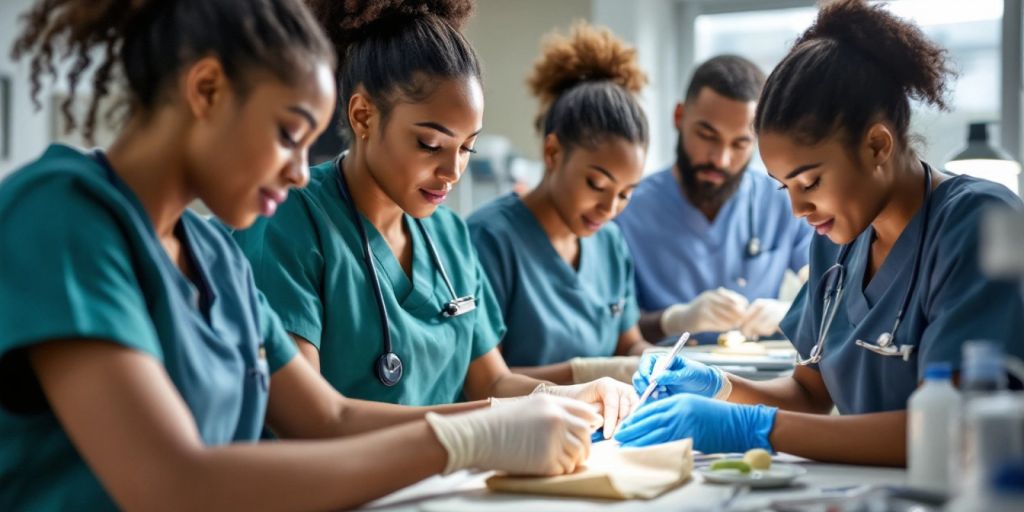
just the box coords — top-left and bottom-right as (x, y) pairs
(676, 134), (750, 212)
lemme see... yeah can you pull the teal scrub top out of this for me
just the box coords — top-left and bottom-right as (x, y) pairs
(0, 145), (297, 511)
(780, 170), (1024, 414)
(232, 160), (506, 406)
(467, 193), (640, 366)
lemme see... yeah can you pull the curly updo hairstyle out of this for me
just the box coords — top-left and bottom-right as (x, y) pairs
(754, 0), (956, 154)
(528, 21), (649, 154)
(306, 0), (481, 140)
(11, 0), (335, 143)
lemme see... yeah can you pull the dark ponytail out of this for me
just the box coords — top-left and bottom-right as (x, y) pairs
(307, 0), (480, 140)
(527, 22), (649, 154)
(11, 0), (335, 144)
(754, 0), (955, 151)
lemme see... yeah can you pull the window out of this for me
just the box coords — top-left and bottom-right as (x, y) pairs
(693, 0), (1003, 170)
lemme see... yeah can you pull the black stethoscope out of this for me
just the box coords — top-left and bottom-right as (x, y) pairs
(797, 164), (934, 365)
(333, 156), (476, 387)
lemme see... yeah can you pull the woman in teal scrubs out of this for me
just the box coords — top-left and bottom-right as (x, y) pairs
(468, 23), (654, 385)
(232, 3), (636, 432)
(0, 1), (602, 509)
(614, 0), (1024, 465)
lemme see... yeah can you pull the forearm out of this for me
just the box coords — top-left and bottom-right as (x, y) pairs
(181, 421), (446, 510)
(725, 374), (833, 414)
(770, 410), (906, 466)
(620, 340), (653, 356)
(637, 310), (666, 342)
(320, 399), (486, 437)
(485, 372), (547, 399)
(510, 363), (573, 385)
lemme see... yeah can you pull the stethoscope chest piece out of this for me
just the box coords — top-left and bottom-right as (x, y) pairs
(746, 236), (762, 258)
(376, 352), (404, 387)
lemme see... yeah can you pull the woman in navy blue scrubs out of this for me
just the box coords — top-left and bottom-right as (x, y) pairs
(615, 0), (1024, 466)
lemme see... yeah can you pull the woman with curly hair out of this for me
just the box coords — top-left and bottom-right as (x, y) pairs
(617, 0), (1024, 466)
(467, 23), (655, 387)
(0, 1), (603, 509)
(233, 0), (638, 437)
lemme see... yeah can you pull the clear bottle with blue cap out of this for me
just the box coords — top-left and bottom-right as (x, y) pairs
(908, 361), (961, 492)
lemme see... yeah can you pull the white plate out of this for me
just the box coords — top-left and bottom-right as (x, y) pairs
(696, 463), (807, 488)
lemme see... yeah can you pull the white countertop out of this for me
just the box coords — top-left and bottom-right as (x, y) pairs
(358, 455), (905, 512)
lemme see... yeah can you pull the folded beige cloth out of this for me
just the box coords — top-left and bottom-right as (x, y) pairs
(485, 438), (693, 500)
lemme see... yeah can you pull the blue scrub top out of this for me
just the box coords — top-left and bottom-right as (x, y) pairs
(615, 168), (813, 343)
(232, 160), (506, 406)
(0, 145), (297, 511)
(468, 193), (641, 366)
(781, 172), (1024, 414)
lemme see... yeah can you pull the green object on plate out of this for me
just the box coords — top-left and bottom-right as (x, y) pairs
(710, 460), (752, 474)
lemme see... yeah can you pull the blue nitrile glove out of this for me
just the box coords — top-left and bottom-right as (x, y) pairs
(613, 394), (777, 454)
(632, 354), (726, 400)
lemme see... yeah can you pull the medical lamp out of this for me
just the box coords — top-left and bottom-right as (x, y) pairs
(946, 122), (1022, 195)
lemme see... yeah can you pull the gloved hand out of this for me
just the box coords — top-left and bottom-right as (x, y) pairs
(739, 298), (790, 339)
(569, 356), (641, 384)
(425, 394), (601, 475)
(613, 394), (777, 454)
(660, 287), (749, 335)
(632, 354), (732, 400)
(535, 377), (639, 439)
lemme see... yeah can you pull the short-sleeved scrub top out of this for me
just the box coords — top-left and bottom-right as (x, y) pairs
(780, 170), (1024, 414)
(0, 144), (297, 511)
(232, 159), (506, 406)
(467, 193), (640, 366)
(615, 168), (813, 343)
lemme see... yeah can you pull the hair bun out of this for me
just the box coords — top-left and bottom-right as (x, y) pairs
(311, 0), (473, 40)
(797, 0), (952, 109)
(528, 21), (647, 111)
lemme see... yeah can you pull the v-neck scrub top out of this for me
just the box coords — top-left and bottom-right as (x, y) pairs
(233, 160), (506, 406)
(468, 193), (640, 366)
(0, 145), (297, 511)
(780, 172), (1024, 414)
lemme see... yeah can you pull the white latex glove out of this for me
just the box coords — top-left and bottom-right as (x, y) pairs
(660, 287), (749, 335)
(534, 377), (639, 439)
(738, 298), (790, 338)
(569, 356), (642, 384)
(425, 395), (600, 476)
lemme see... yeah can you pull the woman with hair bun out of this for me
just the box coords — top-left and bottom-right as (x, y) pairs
(617, 0), (1024, 466)
(468, 23), (655, 388)
(234, 0), (636, 437)
(0, 1), (603, 509)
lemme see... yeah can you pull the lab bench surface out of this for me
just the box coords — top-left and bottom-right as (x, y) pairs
(357, 456), (905, 511)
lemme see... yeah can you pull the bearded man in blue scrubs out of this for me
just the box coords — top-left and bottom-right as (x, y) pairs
(615, 55), (813, 344)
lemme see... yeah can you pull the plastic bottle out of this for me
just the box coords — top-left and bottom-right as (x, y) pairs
(908, 362), (961, 492)
(954, 341), (1009, 496)
(961, 341), (1009, 399)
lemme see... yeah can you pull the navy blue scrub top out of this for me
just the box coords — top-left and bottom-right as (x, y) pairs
(780, 172), (1024, 414)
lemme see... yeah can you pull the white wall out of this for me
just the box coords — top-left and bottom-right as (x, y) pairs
(1, 0), (56, 179)
(464, 0), (593, 161)
(592, 0), (683, 172)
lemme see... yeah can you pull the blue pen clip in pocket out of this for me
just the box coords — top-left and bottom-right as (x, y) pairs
(248, 344), (270, 392)
(609, 298), (625, 318)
